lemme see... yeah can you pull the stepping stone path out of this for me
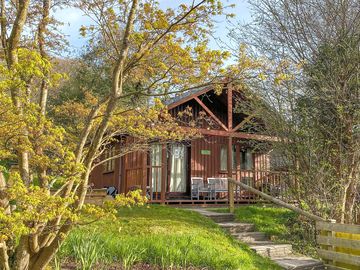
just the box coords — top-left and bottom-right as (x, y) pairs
(192, 208), (326, 270)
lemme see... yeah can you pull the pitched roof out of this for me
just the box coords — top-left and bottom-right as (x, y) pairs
(165, 85), (214, 108)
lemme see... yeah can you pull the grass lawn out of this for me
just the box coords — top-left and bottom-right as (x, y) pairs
(58, 205), (281, 270)
(215, 204), (317, 256)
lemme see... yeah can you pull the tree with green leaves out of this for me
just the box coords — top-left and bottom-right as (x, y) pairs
(0, 1), (230, 269)
(230, 0), (360, 223)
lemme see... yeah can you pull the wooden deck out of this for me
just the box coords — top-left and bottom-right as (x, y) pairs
(149, 196), (268, 205)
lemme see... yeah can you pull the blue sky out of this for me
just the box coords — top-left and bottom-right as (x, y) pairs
(54, 0), (252, 55)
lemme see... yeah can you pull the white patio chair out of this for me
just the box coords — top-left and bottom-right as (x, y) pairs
(191, 177), (212, 200)
(207, 177), (228, 199)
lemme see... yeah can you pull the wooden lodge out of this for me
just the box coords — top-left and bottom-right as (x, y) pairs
(89, 83), (286, 204)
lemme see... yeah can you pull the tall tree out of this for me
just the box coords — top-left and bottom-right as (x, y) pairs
(0, 1), (229, 269)
(229, 0), (360, 223)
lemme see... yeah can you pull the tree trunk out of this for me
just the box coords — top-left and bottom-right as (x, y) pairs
(0, 241), (10, 270)
(13, 236), (31, 270)
(0, 172), (10, 270)
(344, 177), (359, 223)
(29, 223), (72, 270)
(75, 0), (139, 208)
(36, 0), (51, 188)
(339, 177), (352, 223)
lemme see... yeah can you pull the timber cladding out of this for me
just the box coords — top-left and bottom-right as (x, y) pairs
(191, 136), (227, 180)
(89, 142), (122, 191)
(190, 136), (270, 180)
(316, 221), (360, 269)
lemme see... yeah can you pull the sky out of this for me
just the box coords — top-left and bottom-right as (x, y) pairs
(54, 0), (253, 56)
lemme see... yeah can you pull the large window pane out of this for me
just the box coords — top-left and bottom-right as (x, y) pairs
(220, 145), (236, 171)
(241, 149), (253, 170)
(151, 144), (162, 192)
(169, 144), (187, 192)
(220, 145), (227, 171)
(151, 144), (162, 166)
(103, 146), (115, 173)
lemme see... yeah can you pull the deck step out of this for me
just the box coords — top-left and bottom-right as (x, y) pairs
(250, 243), (293, 258)
(232, 231), (268, 242)
(218, 222), (255, 233)
(273, 256), (325, 270)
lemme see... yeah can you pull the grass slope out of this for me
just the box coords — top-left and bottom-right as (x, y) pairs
(216, 205), (317, 256)
(59, 205), (280, 270)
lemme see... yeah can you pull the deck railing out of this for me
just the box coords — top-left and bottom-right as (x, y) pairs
(233, 170), (291, 203)
(147, 170), (290, 203)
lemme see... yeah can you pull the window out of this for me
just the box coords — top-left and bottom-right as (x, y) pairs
(103, 146), (115, 173)
(220, 145), (236, 171)
(150, 144), (162, 192)
(270, 150), (287, 170)
(240, 149), (253, 170)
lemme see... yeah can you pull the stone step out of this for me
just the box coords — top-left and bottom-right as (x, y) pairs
(272, 256), (325, 270)
(215, 217), (235, 223)
(210, 214), (235, 223)
(191, 209), (235, 223)
(203, 214), (235, 223)
(250, 243), (293, 258)
(218, 222), (255, 233)
(190, 208), (324, 269)
(245, 240), (275, 245)
(232, 231), (268, 242)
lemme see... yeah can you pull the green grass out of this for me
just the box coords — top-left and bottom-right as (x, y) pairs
(232, 205), (296, 237)
(59, 205), (281, 269)
(214, 204), (317, 256)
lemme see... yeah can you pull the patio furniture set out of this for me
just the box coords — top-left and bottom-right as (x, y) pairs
(191, 177), (230, 200)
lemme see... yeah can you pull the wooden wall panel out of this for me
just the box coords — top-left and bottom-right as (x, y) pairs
(190, 136), (270, 184)
(123, 138), (148, 192)
(89, 142), (122, 191)
(190, 136), (228, 181)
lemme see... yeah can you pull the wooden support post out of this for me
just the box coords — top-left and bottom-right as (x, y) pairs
(227, 85), (234, 213)
(228, 136), (234, 213)
(228, 85), (233, 130)
(160, 144), (167, 204)
(142, 152), (147, 197)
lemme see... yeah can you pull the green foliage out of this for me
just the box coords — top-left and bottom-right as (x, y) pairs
(0, 172), (76, 242)
(59, 205), (280, 270)
(76, 0), (230, 95)
(69, 233), (106, 270)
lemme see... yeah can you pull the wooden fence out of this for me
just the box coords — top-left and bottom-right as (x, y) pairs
(316, 221), (360, 269)
(228, 179), (360, 269)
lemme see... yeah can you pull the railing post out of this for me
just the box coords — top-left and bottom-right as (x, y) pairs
(228, 180), (234, 213)
(328, 219), (336, 266)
